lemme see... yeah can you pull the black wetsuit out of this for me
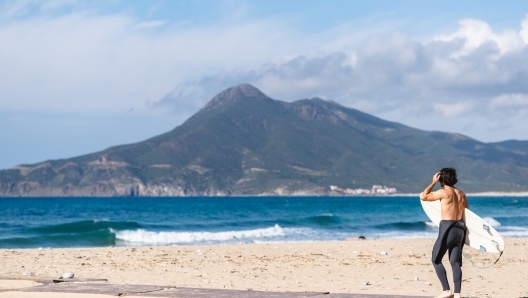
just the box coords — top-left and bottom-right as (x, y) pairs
(432, 220), (466, 294)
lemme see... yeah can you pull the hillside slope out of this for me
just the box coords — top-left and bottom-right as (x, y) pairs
(1, 84), (528, 196)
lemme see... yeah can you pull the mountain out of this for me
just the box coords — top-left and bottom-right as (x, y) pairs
(2, 84), (528, 196)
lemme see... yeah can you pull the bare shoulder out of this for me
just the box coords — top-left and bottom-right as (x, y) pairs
(454, 187), (469, 208)
(435, 188), (447, 197)
(454, 187), (466, 198)
(421, 189), (446, 201)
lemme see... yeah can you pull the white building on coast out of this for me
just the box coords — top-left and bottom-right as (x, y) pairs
(329, 184), (397, 195)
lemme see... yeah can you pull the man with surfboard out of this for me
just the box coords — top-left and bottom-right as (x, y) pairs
(420, 168), (468, 298)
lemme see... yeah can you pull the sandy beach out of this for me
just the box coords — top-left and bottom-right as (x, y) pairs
(0, 238), (526, 297)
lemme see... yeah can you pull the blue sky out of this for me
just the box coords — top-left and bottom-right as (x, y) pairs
(2, 0), (528, 169)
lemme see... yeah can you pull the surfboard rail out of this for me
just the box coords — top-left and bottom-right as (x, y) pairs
(420, 199), (505, 254)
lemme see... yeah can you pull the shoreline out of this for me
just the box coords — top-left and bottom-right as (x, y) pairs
(0, 191), (528, 199)
(1, 238), (526, 297)
(2, 192), (528, 198)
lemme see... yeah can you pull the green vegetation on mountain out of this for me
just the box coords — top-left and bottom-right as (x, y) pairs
(1, 84), (528, 196)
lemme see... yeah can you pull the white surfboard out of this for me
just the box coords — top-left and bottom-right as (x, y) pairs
(421, 199), (505, 254)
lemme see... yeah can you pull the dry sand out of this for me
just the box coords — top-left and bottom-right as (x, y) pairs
(0, 238), (526, 297)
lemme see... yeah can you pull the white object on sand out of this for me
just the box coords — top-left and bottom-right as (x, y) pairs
(380, 251), (387, 255)
(62, 272), (74, 279)
(421, 199), (505, 254)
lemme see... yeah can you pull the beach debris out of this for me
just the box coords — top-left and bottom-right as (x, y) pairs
(380, 251), (388, 255)
(427, 269), (433, 272)
(62, 272), (74, 279)
(362, 281), (370, 286)
(20, 265), (24, 268)
(23, 271), (35, 276)
(358, 236), (366, 240)
(413, 277), (421, 281)
(393, 277), (399, 280)
(295, 280), (299, 283)
(425, 282), (431, 286)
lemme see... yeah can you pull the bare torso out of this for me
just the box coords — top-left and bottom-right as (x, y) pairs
(420, 175), (469, 220)
(439, 186), (468, 220)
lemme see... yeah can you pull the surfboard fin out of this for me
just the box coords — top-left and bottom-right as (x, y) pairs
(483, 224), (489, 231)
(479, 245), (486, 254)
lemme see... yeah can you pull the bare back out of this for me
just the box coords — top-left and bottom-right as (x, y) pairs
(439, 186), (468, 220)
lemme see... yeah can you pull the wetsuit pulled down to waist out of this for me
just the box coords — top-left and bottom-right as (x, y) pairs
(432, 220), (466, 293)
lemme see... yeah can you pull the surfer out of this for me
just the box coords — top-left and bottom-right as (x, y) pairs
(420, 168), (468, 298)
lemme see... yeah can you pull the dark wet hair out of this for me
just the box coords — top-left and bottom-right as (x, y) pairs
(439, 167), (458, 186)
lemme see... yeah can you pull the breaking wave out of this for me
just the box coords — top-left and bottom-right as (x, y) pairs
(496, 226), (528, 237)
(114, 224), (313, 244)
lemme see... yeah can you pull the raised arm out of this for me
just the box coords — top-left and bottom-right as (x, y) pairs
(420, 172), (442, 201)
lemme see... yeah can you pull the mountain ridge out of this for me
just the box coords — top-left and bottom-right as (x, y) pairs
(1, 84), (528, 196)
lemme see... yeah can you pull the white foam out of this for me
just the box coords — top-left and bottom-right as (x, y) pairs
(114, 224), (312, 244)
(482, 217), (501, 227)
(320, 213), (333, 217)
(495, 225), (528, 237)
(425, 221), (438, 228)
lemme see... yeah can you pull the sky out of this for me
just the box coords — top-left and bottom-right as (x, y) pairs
(2, 0), (528, 169)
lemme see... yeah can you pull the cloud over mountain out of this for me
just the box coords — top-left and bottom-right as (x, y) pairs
(156, 16), (528, 141)
(2, 1), (528, 169)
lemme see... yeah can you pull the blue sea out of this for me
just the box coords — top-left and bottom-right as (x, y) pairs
(0, 196), (527, 249)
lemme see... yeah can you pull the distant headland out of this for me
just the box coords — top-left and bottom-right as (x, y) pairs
(1, 84), (528, 197)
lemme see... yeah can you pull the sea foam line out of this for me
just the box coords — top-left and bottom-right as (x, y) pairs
(113, 224), (311, 244)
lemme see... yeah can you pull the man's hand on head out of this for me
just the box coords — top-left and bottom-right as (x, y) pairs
(421, 172), (442, 201)
(432, 172), (441, 184)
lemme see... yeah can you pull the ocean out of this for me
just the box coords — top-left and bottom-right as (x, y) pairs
(0, 196), (527, 249)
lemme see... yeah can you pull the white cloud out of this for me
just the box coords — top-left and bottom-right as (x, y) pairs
(153, 15), (528, 142)
(434, 102), (474, 117)
(0, 2), (404, 115)
(2, 3), (528, 142)
(491, 94), (528, 107)
(0, 12), (308, 113)
(520, 14), (528, 44)
(434, 19), (524, 57)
